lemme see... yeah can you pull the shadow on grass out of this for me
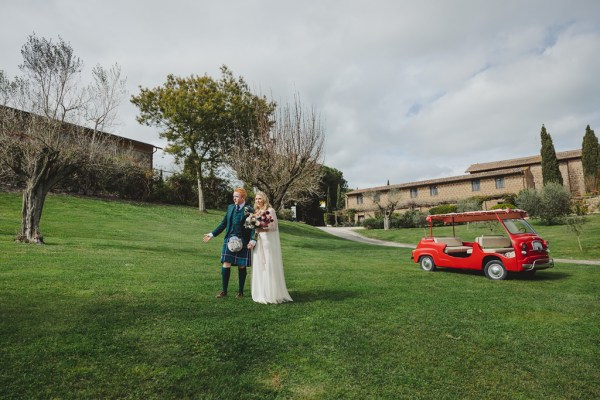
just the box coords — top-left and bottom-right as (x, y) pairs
(288, 289), (358, 303)
(89, 242), (200, 255)
(433, 267), (570, 281)
(510, 271), (571, 281)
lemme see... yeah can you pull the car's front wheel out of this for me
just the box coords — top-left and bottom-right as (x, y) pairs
(484, 260), (508, 280)
(420, 256), (436, 272)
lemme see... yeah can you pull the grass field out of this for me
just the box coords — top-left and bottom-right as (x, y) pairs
(1, 192), (599, 399)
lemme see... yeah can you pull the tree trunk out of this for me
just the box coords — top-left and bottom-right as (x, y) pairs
(17, 147), (76, 244)
(383, 214), (390, 230)
(196, 167), (206, 213)
(20, 183), (48, 244)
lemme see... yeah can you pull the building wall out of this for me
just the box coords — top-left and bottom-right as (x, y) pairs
(426, 176), (524, 203)
(565, 159), (585, 195)
(128, 141), (154, 170)
(347, 173), (528, 222)
(529, 159), (585, 195)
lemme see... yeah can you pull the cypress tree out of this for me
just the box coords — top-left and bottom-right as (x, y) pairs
(540, 125), (563, 186)
(336, 183), (343, 210)
(581, 125), (599, 192)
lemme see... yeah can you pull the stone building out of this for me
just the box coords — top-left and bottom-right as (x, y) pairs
(345, 149), (583, 224)
(466, 149), (584, 195)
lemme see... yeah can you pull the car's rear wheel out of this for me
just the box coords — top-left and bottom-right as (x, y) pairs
(420, 256), (436, 272)
(484, 260), (508, 280)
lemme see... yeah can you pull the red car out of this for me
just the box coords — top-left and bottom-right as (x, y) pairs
(412, 209), (554, 280)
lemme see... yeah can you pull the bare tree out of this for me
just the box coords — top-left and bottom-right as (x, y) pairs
(366, 188), (400, 230)
(229, 95), (325, 211)
(0, 34), (128, 243)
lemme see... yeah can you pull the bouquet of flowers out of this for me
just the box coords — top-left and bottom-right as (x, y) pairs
(245, 209), (274, 229)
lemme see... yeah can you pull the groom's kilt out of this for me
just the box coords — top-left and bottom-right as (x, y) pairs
(220, 240), (252, 267)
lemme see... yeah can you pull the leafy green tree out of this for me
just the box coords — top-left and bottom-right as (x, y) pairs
(581, 125), (599, 193)
(319, 165), (348, 225)
(540, 125), (563, 185)
(321, 166), (348, 211)
(131, 66), (274, 212)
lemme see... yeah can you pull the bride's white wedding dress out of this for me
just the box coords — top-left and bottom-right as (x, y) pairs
(251, 208), (292, 304)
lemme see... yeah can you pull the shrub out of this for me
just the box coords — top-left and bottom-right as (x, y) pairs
(394, 210), (427, 228)
(571, 199), (589, 216)
(516, 188), (542, 218)
(490, 203), (517, 210)
(428, 204), (457, 215)
(203, 175), (233, 210)
(159, 172), (197, 206)
(277, 208), (294, 221)
(469, 195), (492, 205)
(517, 184), (571, 224)
(344, 209), (357, 226)
(539, 182), (571, 225)
(502, 193), (518, 206)
(57, 165), (151, 200)
(362, 218), (383, 229)
(146, 172), (232, 208)
(456, 199), (481, 212)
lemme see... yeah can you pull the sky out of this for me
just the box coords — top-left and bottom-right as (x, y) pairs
(1, 0), (599, 190)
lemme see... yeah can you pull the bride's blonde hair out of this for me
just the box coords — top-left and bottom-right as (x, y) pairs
(254, 190), (271, 212)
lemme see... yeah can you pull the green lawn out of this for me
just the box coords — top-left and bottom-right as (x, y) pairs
(1, 192), (599, 399)
(358, 214), (600, 260)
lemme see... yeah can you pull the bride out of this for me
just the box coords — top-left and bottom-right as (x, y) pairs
(250, 191), (293, 304)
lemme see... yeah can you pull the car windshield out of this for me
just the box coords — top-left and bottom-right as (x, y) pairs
(503, 218), (537, 234)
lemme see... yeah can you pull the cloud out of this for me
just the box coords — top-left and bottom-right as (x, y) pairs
(2, 0), (599, 188)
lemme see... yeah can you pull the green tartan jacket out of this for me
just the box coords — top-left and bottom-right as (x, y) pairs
(211, 204), (255, 244)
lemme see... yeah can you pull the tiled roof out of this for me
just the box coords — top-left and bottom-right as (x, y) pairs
(346, 167), (527, 196)
(465, 149), (581, 173)
(0, 104), (160, 151)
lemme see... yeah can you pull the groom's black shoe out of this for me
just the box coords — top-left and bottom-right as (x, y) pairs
(235, 292), (244, 299)
(216, 291), (227, 298)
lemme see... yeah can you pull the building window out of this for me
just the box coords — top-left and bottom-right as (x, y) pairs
(495, 177), (505, 189)
(357, 194), (363, 205)
(429, 185), (438, 196)
(410, 188), (418, 198)
(472, 179), (480, 191)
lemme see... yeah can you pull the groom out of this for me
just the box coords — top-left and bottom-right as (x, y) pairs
(203, 187), (255, 298)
